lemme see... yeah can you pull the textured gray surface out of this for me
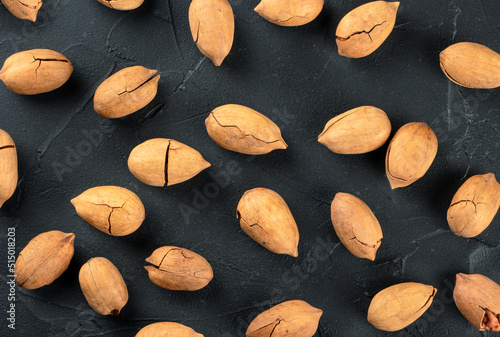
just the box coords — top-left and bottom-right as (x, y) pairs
(0, 0), (500, 336)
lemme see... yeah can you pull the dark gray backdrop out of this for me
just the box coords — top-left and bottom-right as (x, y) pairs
(1, 0), (500, 336)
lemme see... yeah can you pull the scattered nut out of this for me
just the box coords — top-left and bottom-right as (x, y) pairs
(96, 0), (144, 10)
(254, 0), (324, 27)
(71, 186), (146, 236)
(368, 282), (437, 331)
(136, 322), (204, 337)
(237, 187), (299, 257)
(385, 122), (438, 189)
(0, 49), (73, 95)
(145, 246), (213, 291)
(447, 173), (500, 238)
(246, 300), (322, 337)
(189, 0), (234, 66)
(205, 104), (287, 155)
(128, 138), (211, 187)
(318, 106), (391, 154)
(15, 230), (75, 289)
(0, 129), (17, 208)
(79, 257), (128, 315)
(1, 0), (42, 22)
(94, 66), (160, 118)
(336, 1), (400, 58)
(331, 192), (383, 261)
(440, 42), (500, 89)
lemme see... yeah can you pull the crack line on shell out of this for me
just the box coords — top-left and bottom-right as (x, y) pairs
(0, 145), (15, 150)
(211, 114), (284, 145)
(440, 61), (470, 87)
(18, 0), (40, 9)
(152, 266), (210, 279)
(193, 19), (200, 44)
(30, 55), (69, 80)
(336, 21), (387, 42)
(259, 10), (311, 24)
(349, 236), (379, 248)
(90, 201), (127, 234)
(416, 288), (436, 312)
(248, 318), (283, 336)
(318, 108), (363, 139)
(117, 72), (159, 96)
(164, 140), (171, 186)
(157, 247), (182, 268)
(269, 319), (282, 337)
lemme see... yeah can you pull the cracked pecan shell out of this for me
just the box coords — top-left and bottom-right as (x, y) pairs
(254, 0), (324, 27)
(145, 246), (213, 291)
(128, 138), (211, 187)
(71, 186), (145, 236)
(318, 106), (391, 154)
(246, 300), (322, 337)
(189, 0), (234, 66)
(94, 66), (160, 118)
(205, 104), (287, 155)
(79, 257), (128, 315)
(368, 282), (437, 331)
(385, 122), (438, 189)
(0, 129), (18, 208)
(136, 322), (204, 337)
(1, 0), (42, 22)
(0, 49), (73, 95)
(447, 173), (500, 238)
(454, 273), (500, 331)
(440, 42), (500, 89)
(331, 192), (383, 261)
(96, 0), (144, 10)
(336, 1), (400, 58)
(15, 230), (75, 289)
(236, 187), (299, 257)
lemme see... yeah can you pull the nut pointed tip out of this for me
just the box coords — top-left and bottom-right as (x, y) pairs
(254, 3), (263, 14)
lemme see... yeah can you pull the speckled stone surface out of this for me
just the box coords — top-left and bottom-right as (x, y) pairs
(1, 0), (500, 336)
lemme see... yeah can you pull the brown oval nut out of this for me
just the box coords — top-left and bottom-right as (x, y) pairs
(189, 0), (234, 66)
(145, 246), (213, 291)
(237, 188), (299, 257)
(1, 0), (42, 22)
(0, 49), (73, 95)
(15, 230), (75, 289)
(128, 138), (211, 187)
(96, 0), (143, 10)
(254, 0), (324, 27)
(0, 129), (18, 208)
(246, 300), (322, 337)
(331, 193), (383, 261)
(440, 42), (500, 89)
(454, 273), (500, 331)
(206, 104), (287, 155)
(318, 106), (391, 154)
(367, 282), (437, 331)
(79, 257), (128, 315)
(71, 186), (146, 236)
(94, 66), (160, 119)
(336, 1), (400, 58)
(385, 122), (438, 189)
(136, 322), (204, 337)
(447, 173), (500, 238)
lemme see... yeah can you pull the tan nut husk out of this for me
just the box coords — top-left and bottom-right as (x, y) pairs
(71, 186), (146, 236)
(254, 0), (324, 27)
(1, 0), (42, 22)
(206, 104), (287, 155)
(128, 138), (211, 187)
(336, 1), (400, 58)
(447, 173), (500, 238)
(331, 193), (383, 261)
(94, 66), (160, 118)
(318, 106), (391, 154)
(15, 231), (75, 289)
(136, 322), (204, 337)
(79, 257), (128, 316)
(96, 0), (144, 10)
(246, 300), (322, 337)
(0, 129), (18, 208)
(367, 282), (437, 331)
(440, 42), (500, 89)
(0, 49), (73, 95)
(454, 273), (500, 331)
(145, 246), (213, 291)
(237, 188), (299, 257)
(385, 122), (438, 189)
(189, 0), (234, 66)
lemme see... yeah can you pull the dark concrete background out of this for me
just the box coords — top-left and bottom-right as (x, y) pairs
(1, 0), (500, 336)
